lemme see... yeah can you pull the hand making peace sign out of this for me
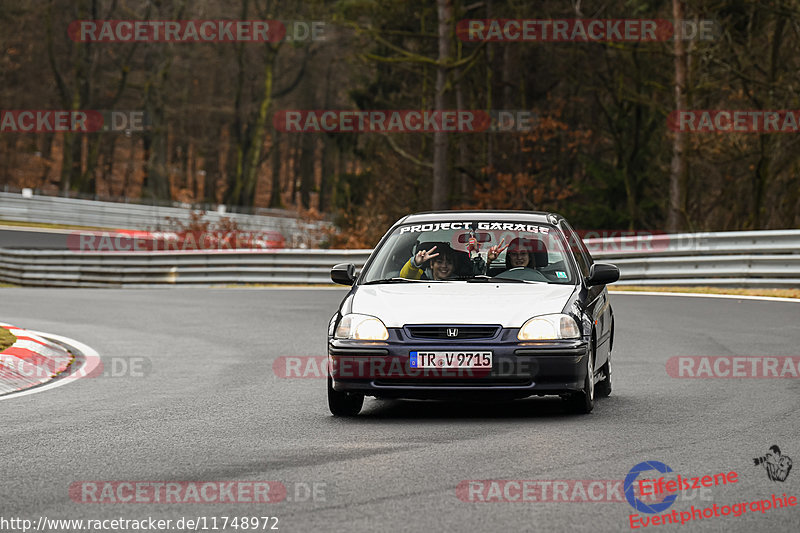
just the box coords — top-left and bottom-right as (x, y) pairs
(487, 238), (509, 262)
(414, 245), (439, 267)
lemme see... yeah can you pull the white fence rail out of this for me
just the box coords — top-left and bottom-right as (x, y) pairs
(0, 229), (798, 288)
(583, 230), (800, 287)
(0, 249), (372, 287)
(0, 191), (324, 244)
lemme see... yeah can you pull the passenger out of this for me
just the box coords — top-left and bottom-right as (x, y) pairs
(487, 237), (542, 271)
(399, 244), (457, 280)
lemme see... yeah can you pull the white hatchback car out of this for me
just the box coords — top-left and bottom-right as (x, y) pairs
(327, 211), (619, 416)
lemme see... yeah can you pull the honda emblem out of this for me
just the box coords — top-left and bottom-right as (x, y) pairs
(446, 328), (458, 337)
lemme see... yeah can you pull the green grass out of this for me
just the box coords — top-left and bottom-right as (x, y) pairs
(612, 286), (800, 299)
(0, 326), (17, 352)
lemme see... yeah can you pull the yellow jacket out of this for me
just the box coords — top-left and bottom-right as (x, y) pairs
(399, 258), (425, 279)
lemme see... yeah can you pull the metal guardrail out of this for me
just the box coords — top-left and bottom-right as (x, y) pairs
(0, 229), (798, 288)
(584, 230), (800, 287)
(585, 229), (800, 257)
(0, 249), (372, 287)
(0, 192), (325, 244)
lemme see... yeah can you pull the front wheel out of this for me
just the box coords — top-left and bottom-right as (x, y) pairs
(328, 377), (364, 416)
(595, 351), (612, 398)
(564, 345), (594, 414)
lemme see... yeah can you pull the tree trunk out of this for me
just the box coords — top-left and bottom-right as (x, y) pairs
(318, 62), (334, 212)
(432, 0), (453, 210)
(101, 135), (117, 196)
(143, 119), (169, 201)
(299, 133), (315, 209)
(141, 30), (175, 202)
(142, 69), (170, 203)
(297, 66), (316, 209)
(269, 132), (284, 207)
(484, 0), (494, 181)
(319, 136), (332, 212)
(203, 125), (226, 205)
(750, 15), (785, 228)
(240, 49), (277, 207)
(226, 1), (278, 208)
(667, 0), (688, 232)
(456, 79), (469, 204)
(291, 134), (301, 204)
(501, 45), (513, 109)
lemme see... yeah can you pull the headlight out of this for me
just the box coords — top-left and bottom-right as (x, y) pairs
(518, 314), (580, 340)
(335, 314), (389, 340)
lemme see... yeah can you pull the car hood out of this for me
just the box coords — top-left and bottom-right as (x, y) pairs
(351, 282), (577, 328)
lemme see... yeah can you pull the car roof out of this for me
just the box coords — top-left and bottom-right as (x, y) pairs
(392, 210), (563, 227)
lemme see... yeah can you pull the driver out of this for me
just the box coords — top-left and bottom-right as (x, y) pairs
(400, 244), (457, 280)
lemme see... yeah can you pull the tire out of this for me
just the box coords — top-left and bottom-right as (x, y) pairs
(564, 344), (595, 414)
(595, 351), (612, 398)
(596, 321), (613, 398)
(328, 376), (364, 417)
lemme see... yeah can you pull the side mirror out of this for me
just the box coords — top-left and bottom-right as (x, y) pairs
(586, 263), (620, 287)
(331, 263), (356, 285)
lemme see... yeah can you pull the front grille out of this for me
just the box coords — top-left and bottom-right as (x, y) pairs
(406, 325), (500, 340)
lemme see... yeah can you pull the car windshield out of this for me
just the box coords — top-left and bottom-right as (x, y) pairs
(360, 220), (576, 284)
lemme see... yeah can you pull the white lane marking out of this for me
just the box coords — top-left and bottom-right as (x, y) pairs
(609, 290), (800, 303)
(0, 330), (100, 401)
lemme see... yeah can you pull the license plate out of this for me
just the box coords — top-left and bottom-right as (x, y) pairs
(410, 351), (492, 369)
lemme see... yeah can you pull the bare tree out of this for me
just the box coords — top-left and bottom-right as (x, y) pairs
(667, 0), (688, 232)
(431, 0), (454, 210)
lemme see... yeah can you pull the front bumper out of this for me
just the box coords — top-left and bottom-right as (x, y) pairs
(328, 332), (590, 400)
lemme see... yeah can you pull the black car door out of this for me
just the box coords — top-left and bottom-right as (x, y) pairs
(560, 220), (611, 365)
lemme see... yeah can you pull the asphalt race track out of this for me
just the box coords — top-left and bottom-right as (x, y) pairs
(1, 289), (798, 532)
(0, 227), (70, 249)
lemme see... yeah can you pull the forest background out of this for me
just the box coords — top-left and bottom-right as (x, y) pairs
(2, 0), (798, 247)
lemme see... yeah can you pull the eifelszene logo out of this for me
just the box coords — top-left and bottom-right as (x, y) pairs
(624, 461), (678, 514)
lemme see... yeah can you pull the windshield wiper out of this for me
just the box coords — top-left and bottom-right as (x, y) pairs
(466, 275), (537, 283)
(362, 277), (422, 285)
